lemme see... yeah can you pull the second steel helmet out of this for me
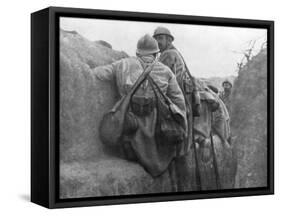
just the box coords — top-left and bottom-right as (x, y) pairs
(153, 26), (174, 41)
(222, 80), (232, 87)
(136, 34), (160, 55)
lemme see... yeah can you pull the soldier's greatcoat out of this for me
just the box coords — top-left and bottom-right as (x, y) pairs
(93, 56), (186, 177)
(158, 44), (188, 88)
(158, 44), (195, 152)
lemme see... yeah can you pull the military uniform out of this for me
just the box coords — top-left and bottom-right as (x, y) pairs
(158, 44), (188, 86)
(212, 93), (231, 146)
(219, 91), (231, 112)
(93, 56), (186, 177)
(153, 27), (193, 91)
(158, 44), (194, 106)
(154, 28), (202, 190)
(219, 80), (232, 113)
(157, 42), (202, 152)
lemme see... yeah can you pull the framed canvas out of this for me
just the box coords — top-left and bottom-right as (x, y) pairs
(31, 6), (274, 208)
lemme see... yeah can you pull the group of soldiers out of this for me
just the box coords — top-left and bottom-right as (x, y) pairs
(93, 27), (232, 191)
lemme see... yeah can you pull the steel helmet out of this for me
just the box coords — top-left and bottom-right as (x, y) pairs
(136, 34), (160, 55)
(222, 80), (232, 87)
(153, 26), (174, 41)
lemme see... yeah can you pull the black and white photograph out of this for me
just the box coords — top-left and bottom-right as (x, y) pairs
(1, 0), (281, 214)
(59, 16), (269, 199)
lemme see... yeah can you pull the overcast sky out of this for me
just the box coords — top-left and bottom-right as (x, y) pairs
(61, 17), (266, 78)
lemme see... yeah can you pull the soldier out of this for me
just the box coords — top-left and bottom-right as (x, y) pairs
(153, 28), (186, 83)
(153, 26), (202, 190)
(153, 26), (201, 114)
(92, 34), (187, 191)
(212, 93), (231, 149)
(219, 80), (232, 112)
(154, 27), (201, 139)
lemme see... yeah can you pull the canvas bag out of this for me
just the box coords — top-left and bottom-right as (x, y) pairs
(99, 61), (156, 146)
(147, 75), (186, 145)
(148, 75), (195, 191)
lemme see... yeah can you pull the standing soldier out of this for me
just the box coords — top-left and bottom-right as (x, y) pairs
(219, 80), (232, 112)
(93, 34), (187, 192)
(153, 26), (201, 117)
(153, 26), (202, 190)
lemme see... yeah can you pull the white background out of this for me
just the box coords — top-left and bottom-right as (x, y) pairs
(0, 0), (279, 215)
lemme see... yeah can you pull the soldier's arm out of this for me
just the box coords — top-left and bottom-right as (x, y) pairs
(91, 61), (119, 81)
(159, 52), (177, 75)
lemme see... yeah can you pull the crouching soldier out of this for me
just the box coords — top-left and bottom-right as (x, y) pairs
(92, 34), (187, 192)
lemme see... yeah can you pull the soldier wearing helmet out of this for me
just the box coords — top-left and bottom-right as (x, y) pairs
(222, 80), (233, 89)
(219, 80), (232, 112)
(153, 26), (201, 115)
(153, 27), (190, 82)
(153, 27), (182, 81)
(92, 34), (186, 191)
(153, 27), (201, 157)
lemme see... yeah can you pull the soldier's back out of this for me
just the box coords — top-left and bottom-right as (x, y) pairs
(114, 57), (173, 97)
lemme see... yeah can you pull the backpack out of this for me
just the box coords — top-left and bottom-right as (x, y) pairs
(99, 61), (156, 146)
(147, 75), (186, 145)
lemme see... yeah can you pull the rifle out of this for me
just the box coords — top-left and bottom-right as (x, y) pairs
(172, 48), (202, 191)
(210, 116), (222, 189)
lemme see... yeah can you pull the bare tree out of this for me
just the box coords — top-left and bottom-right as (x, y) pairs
(236, 55), (245, 73)
(237, 62), (243, 72)
(244, 40), (256, 62)
(260, 41), (267, 50)
(232, 36), (266, 73)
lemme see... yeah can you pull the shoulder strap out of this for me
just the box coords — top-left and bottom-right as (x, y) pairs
(127, 60), (157, 99)
(110, 61), (156, 112)
(147, 75), (171, 106)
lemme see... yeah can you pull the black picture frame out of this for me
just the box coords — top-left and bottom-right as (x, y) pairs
(31, 6), (274, 209)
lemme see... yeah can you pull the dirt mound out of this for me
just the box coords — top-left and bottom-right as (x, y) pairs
(60, 29), (174, 198)
(95, 40), (113, 49)
(230, 48), (267, 188)
(60, 29), (128, 162)
(60, 158), (171, 198)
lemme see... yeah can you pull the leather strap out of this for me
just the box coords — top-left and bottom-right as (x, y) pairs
(127, 60), (157, 100)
